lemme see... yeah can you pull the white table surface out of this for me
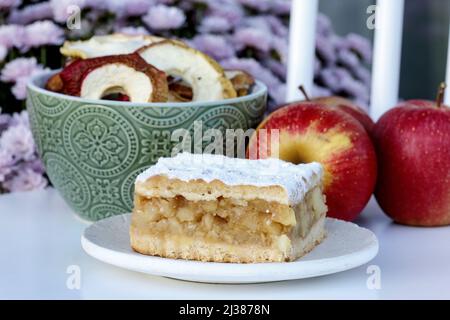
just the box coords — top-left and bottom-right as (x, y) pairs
(0, 188), (449, 300)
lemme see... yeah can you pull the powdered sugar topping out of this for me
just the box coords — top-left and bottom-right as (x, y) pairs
(136, 153), (323, 205)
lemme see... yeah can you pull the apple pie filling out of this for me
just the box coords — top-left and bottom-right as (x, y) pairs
(131, 186), (326, 252)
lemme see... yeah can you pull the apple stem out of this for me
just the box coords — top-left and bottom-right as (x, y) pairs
(298, 85), (311, 101)
(436, 82), (446, 108)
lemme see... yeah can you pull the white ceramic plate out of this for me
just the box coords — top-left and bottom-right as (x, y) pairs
(81, 214), (378, 284)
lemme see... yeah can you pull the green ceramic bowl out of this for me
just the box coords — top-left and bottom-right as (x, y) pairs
(26, 71), (267, 221)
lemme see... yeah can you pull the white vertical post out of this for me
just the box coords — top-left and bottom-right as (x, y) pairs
(444, 23), (450, 105)
(286, 0), (319, 102)
(370, 0), (405, 120)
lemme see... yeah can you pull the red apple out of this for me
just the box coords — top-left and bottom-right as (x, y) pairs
(248, 102), (377, 221)
(313, 96), (375, 138)
(373, 85), (450, 226)
(294, 87), (375, 137)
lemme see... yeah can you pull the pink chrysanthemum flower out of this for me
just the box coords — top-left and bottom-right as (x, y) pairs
(23, 20), (65, 50)
(143, 5), (186, 30)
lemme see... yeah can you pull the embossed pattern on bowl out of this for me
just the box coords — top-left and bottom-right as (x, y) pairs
(26, 71), (267, 221)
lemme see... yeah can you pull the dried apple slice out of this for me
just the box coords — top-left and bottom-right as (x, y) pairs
(168, 83), (192, 102)
(168, 77), (193, 102)
(60, 34), (164, 59)
(60, 56), (117, 96)
(81, 64), (149, 102)
(138, 40), (236, 102)
(80, 57), (168, 103)
(60, 53), (168, 102)
(45, 73), (64, 93)
(225, 70), (255, 97)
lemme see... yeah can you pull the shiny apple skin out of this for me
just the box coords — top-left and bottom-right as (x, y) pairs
(314, 96), (375, 137)
(374, 100), (450, 226)
(250, 103), (377, 221)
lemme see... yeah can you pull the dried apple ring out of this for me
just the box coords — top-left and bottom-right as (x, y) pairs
(60, 53), (168, 102)
(60, 34), (164, 59)
(138, 40), (236, 102)
(225, 70), (255, 97)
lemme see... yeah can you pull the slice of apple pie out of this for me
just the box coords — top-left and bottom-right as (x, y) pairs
(130, 153), (327, 263)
